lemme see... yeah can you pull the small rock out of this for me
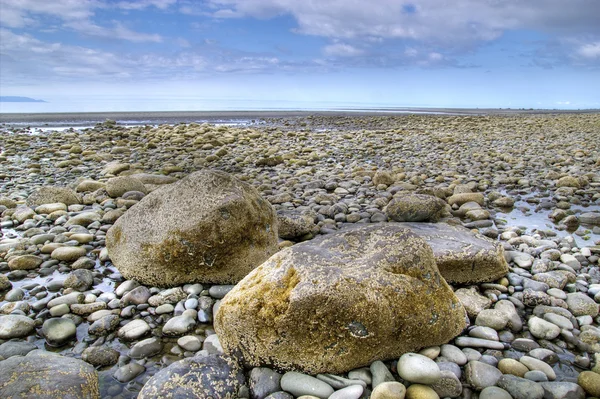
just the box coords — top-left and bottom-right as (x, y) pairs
(41, 318), (77, 347)
(371, 381), (407, 399)
(280, 372), (334, 399)
(397, 353), (442, 384)
(577, 371), (600, 397)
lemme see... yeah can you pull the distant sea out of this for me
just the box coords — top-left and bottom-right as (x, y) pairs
(0, 97), (409, 114)
(1, 97), (596, 129)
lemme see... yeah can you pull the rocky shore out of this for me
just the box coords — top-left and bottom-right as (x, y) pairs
(1, 113), (599, 399)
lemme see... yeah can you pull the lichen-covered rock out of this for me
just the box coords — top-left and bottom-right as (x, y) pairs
(0, 352), (99, 398)
(385, 194), (447, 222)
(277, 211), (316, 240)
(26, 186), (80, 206)
(106, 169), (279, 286)
(138, 354), (245, 399)
(215, 224), (467, 374)
(398, 222), (509, 284)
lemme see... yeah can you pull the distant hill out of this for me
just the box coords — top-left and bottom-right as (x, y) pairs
(0, 96), (46, 103)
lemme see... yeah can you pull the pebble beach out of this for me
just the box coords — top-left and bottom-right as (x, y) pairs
(1, 112), (600, 399)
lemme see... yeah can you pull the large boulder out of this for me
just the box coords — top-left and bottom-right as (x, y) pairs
(106, 169), (279, 286)
(215, 224), (467, 374)
(398, 222), (509, 284)
(26, 186), (80, 206)
(385, 194), (447, 222)
(0, 352), (99, 398)
(138, 354), (245, 399)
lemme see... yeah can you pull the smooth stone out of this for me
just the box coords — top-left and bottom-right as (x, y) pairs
(0, 341), (37, 359)
(280, 372), (334, 399)
(479, 386), (512, 399)
(162, 315), (196, 336)
(498, 358), (529, 377)
(469, 326), (499, 341)
(118, 319), (150, 340)
(47, 292), (84, 307)
(397, 353), (441, 384)
(527, 348), (559, 364)
(316, 374), (366, 390)
(4, 288), (24, 302)
(8, 255), (43, 270)
(511, 338), (540, 352)
(250, 367), (283, 399)
(519, 356), (556, 380)
(543, 313), (573, 330)
(371, 381), (407, 399)
(524, 370), (548, 382)
(528, 316), (561, 340)
(578, 371), (600, 397)
(129, 337), (163, 359)
(41, 318), (76, 347)
(49, 303), (71, 317)
(155, 303), (174, 314)
(454, 336), (504, 350)
(114, 362), (145, 383)
(464, 360), (502, 390)
(209, 285), (236, 299)
(115, 280), (140, 296)
(50, 246), (87, 261)
(177, 335), (203, 352)
(497, 374), (544, 399)
(328, 385), (363, 399)
(348, 368), (372, 385)
(539, 381), (585, 399)
(405, 384), (439, 399)
(370, 360), (395, 388)
(122, 285), (151, 305)
(0, 314), (35, 339)
(265, 393), (294, 399)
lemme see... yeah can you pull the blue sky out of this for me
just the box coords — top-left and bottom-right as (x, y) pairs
(1, 0), (599, 111)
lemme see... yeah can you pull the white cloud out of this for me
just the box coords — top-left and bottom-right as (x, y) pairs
(116, 0), (177, 10)
(323, 43), (363, 57)
(0, 0), (96, 28)
(577, 42), (600, 59)
(205, 0), (600, 47)
(64, 20), (162, 43)
(0, 0), (163, 43)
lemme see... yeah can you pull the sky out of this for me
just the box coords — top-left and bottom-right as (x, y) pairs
(0, 0), (599, 112)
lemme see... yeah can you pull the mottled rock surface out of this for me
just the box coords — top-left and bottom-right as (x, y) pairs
(106, 169), (279, 286)
(215, 224), (467, 374)
(137, 354), (245, 399)
(398, 222), (509, 284)
(0, 352), (99, 398)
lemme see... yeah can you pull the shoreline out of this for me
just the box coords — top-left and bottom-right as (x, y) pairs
(1, 108), (599, 127)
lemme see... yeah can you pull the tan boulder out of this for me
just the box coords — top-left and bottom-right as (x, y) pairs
(385, 194), (447, 222)
(398, 223), (509, 284)
(26, 186), (80, 206)
(106, 169), (279, 286)
(215, 224), (467, 374)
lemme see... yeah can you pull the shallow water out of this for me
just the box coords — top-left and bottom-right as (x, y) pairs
(494, 192), (600, 247)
